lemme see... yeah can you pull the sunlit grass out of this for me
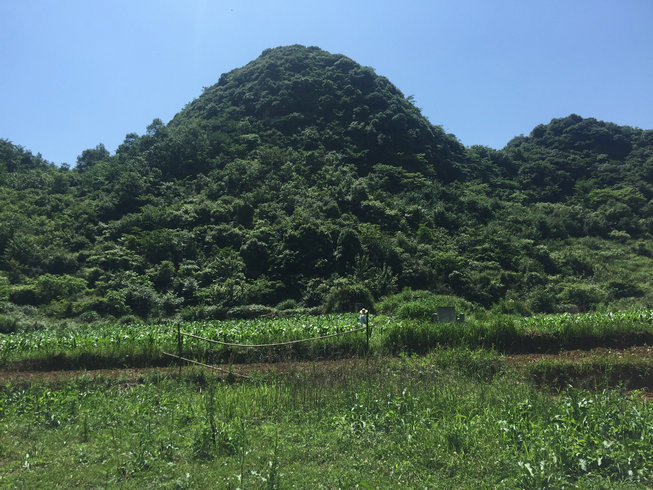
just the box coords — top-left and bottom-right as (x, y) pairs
(1, 310), (651, 369)
(0, 351), (650, 488)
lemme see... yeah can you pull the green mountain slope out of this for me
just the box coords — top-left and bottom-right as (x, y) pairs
(171, 45), (465, 178)
(1, 46), (652, 327)
(504, 114), (653, 204)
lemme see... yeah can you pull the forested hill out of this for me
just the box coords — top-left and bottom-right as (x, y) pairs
(121, 44), (467, 181)
(1, 45), (652, 327)
(502, 115), (653, 202)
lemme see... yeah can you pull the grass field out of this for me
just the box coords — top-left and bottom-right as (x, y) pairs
(1, 311), (652, 487)
(1, 351), (652, 488)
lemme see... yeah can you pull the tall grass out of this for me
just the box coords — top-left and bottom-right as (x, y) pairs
(525, 354), (653, 392)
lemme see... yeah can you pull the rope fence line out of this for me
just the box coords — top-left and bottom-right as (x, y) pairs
(162, 351), (250, 379)
(178, 325), (368, 348)
(169, 312), (372, 377)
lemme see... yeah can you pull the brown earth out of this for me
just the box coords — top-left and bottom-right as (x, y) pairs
(504, 346), (653, 401)
(1, 347), (651, 399)
(503, 345), (653, 365)
(0, 358), (366, 385)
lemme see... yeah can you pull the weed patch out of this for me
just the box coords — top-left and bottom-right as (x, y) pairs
(0, 355), (651, 487)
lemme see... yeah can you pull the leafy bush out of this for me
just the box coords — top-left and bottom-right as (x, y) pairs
(227, 304), (276, 319)
(124, 282), (159, 317)
(179, 305), (228, 321)
(276, 306), (322, 317)
(8, 285), (39, 306)
(118, 314), (141, 325)
(378, 288), (474, 320)
(103, 290), (131, 317)
(276, 298), (299, 310)
(0, 313), (18, 333)
(77, 310), (101, 324)
(160, 292), (183, 315)
(607, 280), (644, 300)
(558, 283), (606, 312)
(526, 286), (557, 314)
(34, 274), (87, 302)
(323, 280), (375, 313)
(492, 297), (531, 316)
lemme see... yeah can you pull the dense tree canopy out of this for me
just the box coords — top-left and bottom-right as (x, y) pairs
(1, 45), (652, 326)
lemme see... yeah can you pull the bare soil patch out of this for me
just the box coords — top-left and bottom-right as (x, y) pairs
(1, 348), (651, 399)
(503, 345), (653, 365)
(505, 346), (653, 399)
(0, 358), (367, 385)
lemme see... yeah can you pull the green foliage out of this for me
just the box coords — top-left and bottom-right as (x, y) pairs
(1, 310), (652, 370)
(383, 316), (519, 353)
(34, 274), (87, 303)
(103, 290), (131, 317)
(76, 143), (110, 171)
(179, 305), (227, 321)
(518, 310), (653, 346)
(0, 313), (18, 334)
(0, 48), (652, 323)
(558, 283), (606, 312)
(378, 288), (474, 320)
(323, 279), (375, 313)
(227, 304), (276, 319)
(8, 285), (39, 306)
(0, 353), (651, 487)
(276, 298), (298, 310)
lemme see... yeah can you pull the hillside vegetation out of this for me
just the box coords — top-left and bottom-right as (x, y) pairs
(1, 45), (652, 328)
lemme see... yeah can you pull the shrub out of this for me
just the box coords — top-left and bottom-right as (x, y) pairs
(8, 285), (39, 306)
(78, 310), (101, 324)
(104, 290), (131, 317)
(558, 283), (606, 312)
(323, 280), (375, 313)
(608, 280), (644, 300)
(179, 305), (228, 321)
(118, 314), (141, 325)
(378, 288), (474, 320)
(34, 274), (87, 303)
(227, 304), (276, 319)
(302, 278), (331, 307)
(125, 282), (159, 317)
(0, 313), (19, 333)
(161, 292), (184, 315)
(526, 286), (557, 313)
(492, 298), (531, 316)
(276, 299), (299, 310)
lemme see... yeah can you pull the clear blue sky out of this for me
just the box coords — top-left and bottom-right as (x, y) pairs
(1, 0), (652, 166)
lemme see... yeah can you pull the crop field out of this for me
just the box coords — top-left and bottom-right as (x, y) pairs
(1, 311), (652, 487)
(2, 310), (652, 369)
(0, 314), (369, 368)
(518, 310), (653, 342)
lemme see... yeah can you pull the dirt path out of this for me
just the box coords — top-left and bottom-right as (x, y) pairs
(503, 345), (653, 365)
(0, 358), (366, 384)
(1, 346), (651, 385)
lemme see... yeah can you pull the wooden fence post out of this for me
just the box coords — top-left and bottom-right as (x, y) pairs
(177, 324), (182, 375)
(366, 312), (370, 354)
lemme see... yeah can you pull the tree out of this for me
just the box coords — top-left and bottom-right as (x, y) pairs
(146, 118), (165, 137)
(76, 143), (110, 171)
(116, 133), (139, 154)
